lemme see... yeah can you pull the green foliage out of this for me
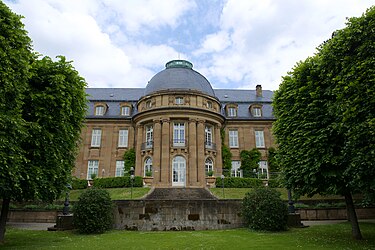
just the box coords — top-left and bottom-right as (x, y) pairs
(242, 187), (288, 231)
(267, 147), (280, 172)
(71, 178), (88, 190)
(73, 188), (113, 234)
(220, 128), (232, 177)
(93, 176), (143, 188)
(215, 177), (263, 188)
(240, 149), (261, 178)
(123, 148), (136, 174)
(267, 179), (283, 188)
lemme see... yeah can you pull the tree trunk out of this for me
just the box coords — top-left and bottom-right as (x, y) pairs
(0, 198), (10, 243)
(344, 192), (363, 240)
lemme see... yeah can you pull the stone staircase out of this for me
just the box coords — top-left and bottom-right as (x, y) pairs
(144, 188), (217, 200)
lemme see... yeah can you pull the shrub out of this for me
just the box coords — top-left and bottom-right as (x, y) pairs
(73, 188), (114, 234)
(215, 177), (263, 188)
(71, 177), (88, 190)
(267, 178), (283, 188)
(93, 176), (143, 188)
(242, 187), (288, 231)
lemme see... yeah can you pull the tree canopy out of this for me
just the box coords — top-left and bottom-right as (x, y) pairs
(273, 6), (375, 240)
(0, 1), (87, 242)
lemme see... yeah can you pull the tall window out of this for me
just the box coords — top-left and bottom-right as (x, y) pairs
(175, 97), (184, 105)
(118, 129), (128, 147)
(95, 106), (104, 116)
(173, 123), (185, 146)
(205, 158), (214, 175)
(146, 125), (153, 148)
(231, 161), (242, 177)
(115, 160), (124, 177)
(91, 129), (102, 147)
(144, 157), (153, 176)
(253, 107), (262, 117)
(121, 106), (130, 116)
(229, 130), (238, 148)
(228, 107), (237, 117)
(255, 130), (265, 148)
(258, 160), (268, 179)
(205, 126), (213, 148)
(87, 160), (99, 179)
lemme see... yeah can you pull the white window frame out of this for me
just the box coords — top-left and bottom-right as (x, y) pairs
(115, 160), (125, 177)
(253, 107), (262, 117)
(146, 125), (153, 148)
(87, 160), (99, 179)
(173, 122), (185, 146)
(231, 161), (242, 178)
(229, 130), (239, 148)
(175, 97), (184, 105)
(144, 157), (153, 176)
(91, 129), (102, 147)
(121, 106), (130, 116)
(255, 130), (265, 148)
(228, 107), (237, 117)
(95, 106), (104, 116)
(205, 158), (214, 175)
(258, 160), (269, 179)
(205, 126), (213, 148)
(118, 129), (128, 147)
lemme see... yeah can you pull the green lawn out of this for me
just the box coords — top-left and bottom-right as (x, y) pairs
(67, 187), (151, 201)
(3, 222), (375, 249)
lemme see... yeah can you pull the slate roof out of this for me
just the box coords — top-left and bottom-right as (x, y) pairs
(85, 88), (274, 120)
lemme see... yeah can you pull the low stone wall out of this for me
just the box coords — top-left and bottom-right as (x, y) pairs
(114, 199), (244, 231)
(296, 207), (375, 220)
(7, 210), (58, 223)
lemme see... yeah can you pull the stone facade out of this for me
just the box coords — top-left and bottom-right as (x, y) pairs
(73, 60), (276, 187)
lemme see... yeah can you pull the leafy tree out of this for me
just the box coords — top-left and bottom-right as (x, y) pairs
(273, 7), (375, 240)
(240, 148), (261, 177)
(0, 1), (33, 242)
(123, 148), (136, 174)
(0, 3), (87, 242)
(221, 128), (232, 177)
(267, 147), (280, 172)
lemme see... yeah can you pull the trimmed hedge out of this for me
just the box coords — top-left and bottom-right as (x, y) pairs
(72, 178), (88, 190)
(215, 177), (263, 188)
(93, 176), (143, 188)
(267, 179), (283, 188)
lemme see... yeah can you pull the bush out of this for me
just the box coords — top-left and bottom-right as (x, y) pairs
(215, 177), (263, 188)
(72, 177), (88, 190)
(73, 188), (114, 234)
(267, 179), (283, 188)
(242, 187), (288, 231)
(93, 176), (143, 188)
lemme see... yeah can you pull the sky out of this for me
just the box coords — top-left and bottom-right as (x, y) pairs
(5, 0), (375, 90)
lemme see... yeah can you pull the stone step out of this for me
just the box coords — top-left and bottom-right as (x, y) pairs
(144, 188), (217, 200)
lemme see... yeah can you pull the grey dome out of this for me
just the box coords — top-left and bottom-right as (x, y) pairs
(144, 60), (215, 97)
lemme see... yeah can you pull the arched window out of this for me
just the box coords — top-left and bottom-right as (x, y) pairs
(144, 157), (152, 177)
(205, 158), (214, 176)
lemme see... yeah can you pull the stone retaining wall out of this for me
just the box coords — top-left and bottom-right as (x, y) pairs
(7, 210), (58, 223)
(114, 199), (244, 231)
(296, 207), (375, 220)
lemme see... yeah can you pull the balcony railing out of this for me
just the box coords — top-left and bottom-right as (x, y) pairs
(141, 141), (153, 150)
(205, 141), (216, 150)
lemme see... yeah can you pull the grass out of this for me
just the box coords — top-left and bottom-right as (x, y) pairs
(2, 222), (375, 249)
(209, 188), (345, 201)
(67, 187), (151, 201)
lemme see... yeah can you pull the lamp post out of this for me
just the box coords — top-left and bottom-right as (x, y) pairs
(221, 174), (225, 199)
(130, 167), (134, 200)
(287, 189), (295, 213)
(62, 184), (72, 215)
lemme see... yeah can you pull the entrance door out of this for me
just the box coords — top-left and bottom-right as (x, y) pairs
(172, 156), (186, 186)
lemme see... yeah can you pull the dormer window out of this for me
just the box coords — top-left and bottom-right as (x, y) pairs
(146, 100), (152, 108)
(95, 105), (105, 116)
(206, 101), (213, 109)
(175, 97), (184, 105)
(250, 104), (263, 117)
(121, 106), (130, 116)
(227, 105), (238, 117)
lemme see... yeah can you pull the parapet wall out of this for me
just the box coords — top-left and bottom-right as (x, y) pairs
(113, 199), (244, 231)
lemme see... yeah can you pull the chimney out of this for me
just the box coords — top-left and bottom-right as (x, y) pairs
(256, 85), (262, 97)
